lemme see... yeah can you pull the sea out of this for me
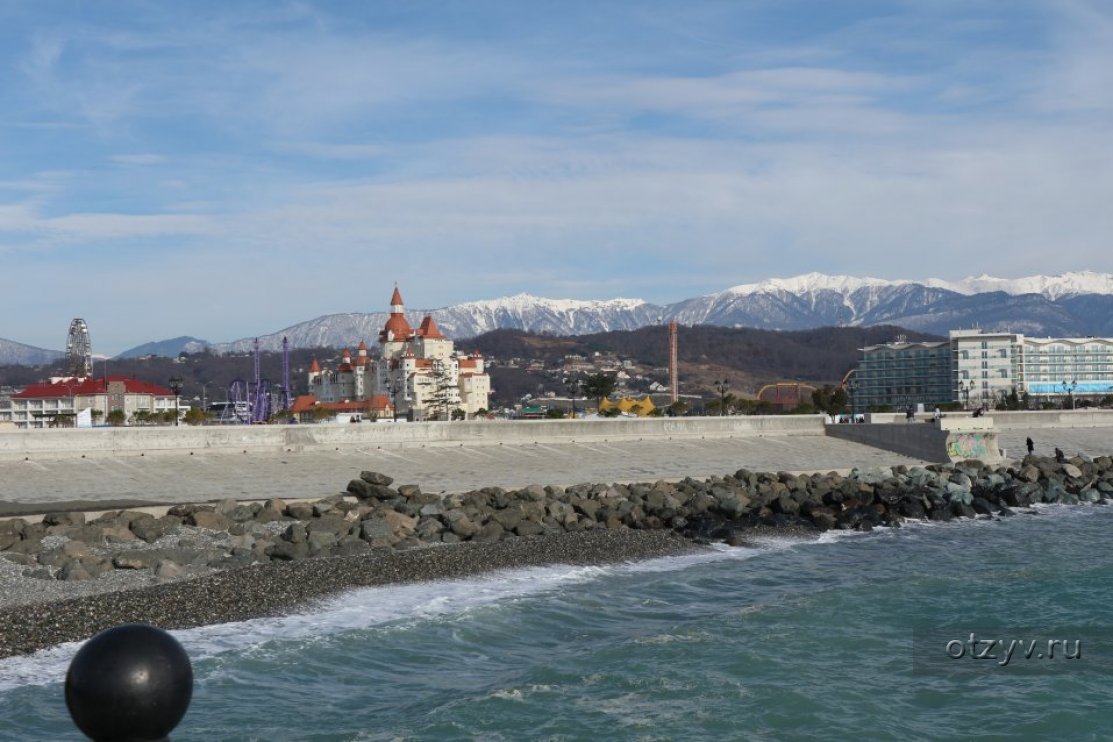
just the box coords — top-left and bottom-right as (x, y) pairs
(2, 504), (1112, 741)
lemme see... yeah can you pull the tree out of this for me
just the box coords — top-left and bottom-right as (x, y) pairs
(667, 400), (688, 417)
(427, 359), (456, 421)
(106, 409), (126, 426)
(183, 406), (209, 425)
(581, 372), (617, 409)
(451, 408), (466, 421)
(545, 407), (566, 419)
(810, 385), (849, 416)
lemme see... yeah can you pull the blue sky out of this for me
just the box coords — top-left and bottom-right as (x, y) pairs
(2, 1), (1112, 354)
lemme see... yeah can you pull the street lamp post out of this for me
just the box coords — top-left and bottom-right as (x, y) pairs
(168, 376), (183, 426)
(960, 380), (975, 410)
(390, 379), (404, 421)
(1062, 378), (1077, 410)
(714, 378), (730, 417)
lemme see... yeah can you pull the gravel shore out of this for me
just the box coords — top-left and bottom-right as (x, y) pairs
(0, 529), (701, 659)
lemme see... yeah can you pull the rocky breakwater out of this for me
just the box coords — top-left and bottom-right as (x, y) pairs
(1, 455), (1110, 657)
(1, 456), (1111, 589)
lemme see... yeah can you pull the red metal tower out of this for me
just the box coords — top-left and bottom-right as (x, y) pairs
(668, 320), (678, 403)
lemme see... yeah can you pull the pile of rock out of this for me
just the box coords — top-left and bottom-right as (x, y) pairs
(2, 455), (1110, 584)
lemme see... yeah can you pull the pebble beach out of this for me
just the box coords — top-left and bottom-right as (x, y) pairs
(3, 449), (1111, 661)
(0, 529), (698, 658)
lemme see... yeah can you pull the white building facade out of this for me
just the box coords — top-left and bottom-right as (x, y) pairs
(0, 376), (179, 429)
(307, 288), (491, 421)
(856, 330), (1113, 411)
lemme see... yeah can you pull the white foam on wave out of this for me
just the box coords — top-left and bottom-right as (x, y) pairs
(621, 540), (782, 574)
(0, 551), (749, 692)
(0, 640), (84, 693)
(10, 507), (1107, 692)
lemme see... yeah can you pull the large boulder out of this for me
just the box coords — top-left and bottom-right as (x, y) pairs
(360, 471), (394, 486)
(42, 511), (86, 527)
(189, 510), (230, 531)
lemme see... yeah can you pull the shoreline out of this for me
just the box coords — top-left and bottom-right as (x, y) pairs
(0, 529), (702, 659)
(2, 452), (1111, 659)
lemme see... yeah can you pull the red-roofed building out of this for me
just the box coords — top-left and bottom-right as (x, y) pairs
(1, 375), (181, 429)
(289, 394), (393, 423)
(306, 287), (490, 421)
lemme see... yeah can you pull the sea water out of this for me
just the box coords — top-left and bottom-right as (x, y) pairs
(2, 506), (1112, 740)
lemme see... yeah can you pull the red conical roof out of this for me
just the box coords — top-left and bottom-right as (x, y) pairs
(309, 358), (321, 373)
(418, 315), (444, 339)
(390, 287), (404, 307)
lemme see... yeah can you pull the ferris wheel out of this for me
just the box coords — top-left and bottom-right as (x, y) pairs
(65, 318), (92, 377)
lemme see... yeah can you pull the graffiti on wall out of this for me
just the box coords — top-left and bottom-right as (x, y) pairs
(947, 432), (990, 461)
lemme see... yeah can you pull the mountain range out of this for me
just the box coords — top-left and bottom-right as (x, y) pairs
(4, 271), (1113, 364)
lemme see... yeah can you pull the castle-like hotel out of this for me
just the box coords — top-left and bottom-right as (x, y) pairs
(297, 288), (491, 421)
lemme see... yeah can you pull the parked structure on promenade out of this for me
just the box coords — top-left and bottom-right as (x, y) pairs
(302, 288), (491, 421)
(853, 329), (1113, 411)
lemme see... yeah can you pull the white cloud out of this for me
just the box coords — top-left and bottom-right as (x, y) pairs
(110, 154), (166, 166)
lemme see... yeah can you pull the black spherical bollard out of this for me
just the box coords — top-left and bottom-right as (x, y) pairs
(65, 623), (193, 742)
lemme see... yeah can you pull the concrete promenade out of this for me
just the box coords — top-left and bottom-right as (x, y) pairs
(3, 413), (1111, 514)
(0, 415), (825, 460)
(0, 415), (926, 512)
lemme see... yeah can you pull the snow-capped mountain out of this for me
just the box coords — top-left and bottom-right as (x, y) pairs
(705, 270), (1113, 301)
(202, 294), (662, 354)
(9, 272), (1113, 362)
(665, 271), (1113, 335)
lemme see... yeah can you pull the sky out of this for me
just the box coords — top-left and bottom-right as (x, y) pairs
(2, 1), (1112, 354)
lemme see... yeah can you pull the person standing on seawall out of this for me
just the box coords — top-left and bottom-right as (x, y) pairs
(1026, 437), (1034, 455)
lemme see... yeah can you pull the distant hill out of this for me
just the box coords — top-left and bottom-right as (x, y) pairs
(115, 336), (211, 359)
(2, 325), (939, 407)
(0, 338), (63, 366)
(461, 324), (944, 400)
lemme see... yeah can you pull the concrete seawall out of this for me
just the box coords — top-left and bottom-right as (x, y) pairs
(825, 418), (1001, 464)
(985, 409), (1113, 430)
(0, 415), (827, 461)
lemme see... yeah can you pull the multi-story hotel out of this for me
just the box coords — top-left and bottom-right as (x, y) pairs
(302, 288), (491, 421)
(0, 376), (179, 429)
(854, 330), (1113, 411)
(852, 337), (953, 411)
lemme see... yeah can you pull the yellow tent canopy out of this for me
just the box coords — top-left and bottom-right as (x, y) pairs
(598, 395), (657, 416)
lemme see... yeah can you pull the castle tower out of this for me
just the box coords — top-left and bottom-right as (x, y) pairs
(379, 287), (414, 352)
